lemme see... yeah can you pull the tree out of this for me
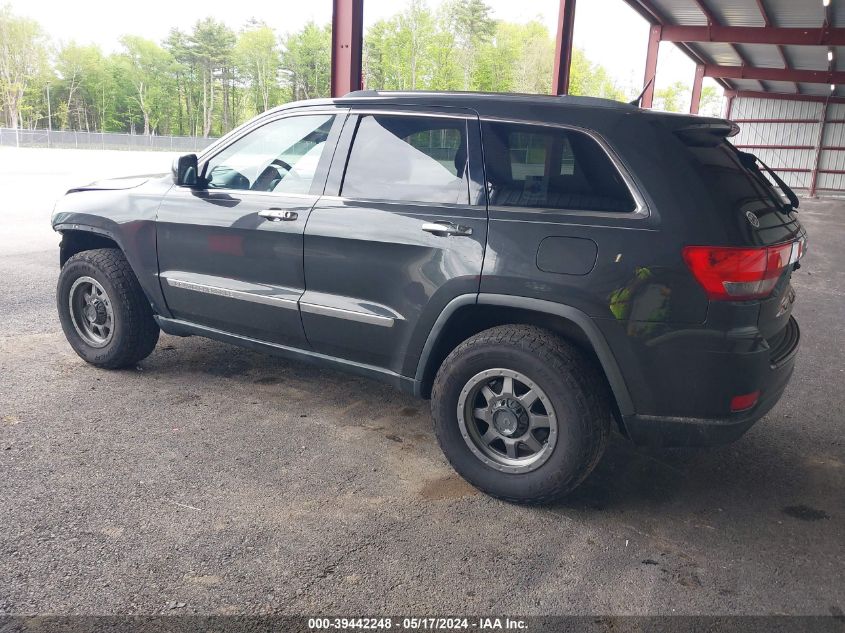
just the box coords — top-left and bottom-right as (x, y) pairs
(118, 35), (173, 135)
(0, 2), (637, 136)
(165, 28), (199, 135)
(443, 0), (494, 89)
(423, 4), (466, 90)
(235, 22), (281, 115)
(654, 80), (689, 112)
(699, 84), (723, 117)
(569, 49), (626, 100)
(281, 22), (331, 101)
(55, 43), (116, 131)
(364, 3), (438, 91)
(0, 6), (50, 129)
(474, 21), (554, 93)
(190, 18), (236, 136)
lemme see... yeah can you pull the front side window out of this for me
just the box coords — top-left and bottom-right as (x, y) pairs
(482, 121), (636, 213)
(341, 114), (469, 204)
(204, 114), (335, 194)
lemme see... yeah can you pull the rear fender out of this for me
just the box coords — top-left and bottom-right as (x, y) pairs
(413, 293), (635, 417)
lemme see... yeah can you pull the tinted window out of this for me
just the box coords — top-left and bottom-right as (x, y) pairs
(682, 138), (799, 244)
(481, 121), (636, 212)
(341, 114), (469, 204)
(684, 140), (787, 209)
(204, 114), (335, 194)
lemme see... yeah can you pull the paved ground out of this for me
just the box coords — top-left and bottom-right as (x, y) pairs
(0, 148), (843, 616)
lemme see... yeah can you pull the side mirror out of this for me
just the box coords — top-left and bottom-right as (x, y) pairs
(172, 154), (199, 187)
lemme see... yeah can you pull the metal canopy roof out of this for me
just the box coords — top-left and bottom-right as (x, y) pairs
(622, 0), (845, 97)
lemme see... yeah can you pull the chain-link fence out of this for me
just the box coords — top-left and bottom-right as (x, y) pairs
(0, 128), (216, 153)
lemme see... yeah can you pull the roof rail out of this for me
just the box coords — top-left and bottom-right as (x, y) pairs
(344, 90), (381, 97)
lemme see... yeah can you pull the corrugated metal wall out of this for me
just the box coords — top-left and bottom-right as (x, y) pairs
(819, 103), (845, 193)
(729, 96), (845, 195)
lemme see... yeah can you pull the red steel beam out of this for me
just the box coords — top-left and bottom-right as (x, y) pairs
(725, 90), (845, 104)
(687, 0), (757, 89)
(690, 63), (705, 114)
(661, 25), (845, 46)
(623, 0), (663, 22)
(619, 0), (734, 92)
(810, 98), (830, 197)
(753, 0), (798, 93)
(642, 24), (661, 108)
(706, 65), (845, 84)
(552, 0), (577, 95)
(330, 0), (364, 98)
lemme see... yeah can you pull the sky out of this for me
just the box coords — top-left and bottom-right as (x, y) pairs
(6, 0), (720, 107)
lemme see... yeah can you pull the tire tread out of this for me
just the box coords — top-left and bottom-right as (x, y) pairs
(431, 324), (610, 504)
(59, 248), (159, 368)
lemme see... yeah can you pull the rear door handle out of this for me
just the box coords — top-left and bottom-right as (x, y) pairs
(421, 221), (472, 236)
(259, 209), (298, 222)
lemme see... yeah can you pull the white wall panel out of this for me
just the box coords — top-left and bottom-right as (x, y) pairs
(729, 96), (843, 193)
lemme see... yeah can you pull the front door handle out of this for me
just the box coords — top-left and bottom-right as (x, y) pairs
(421, 221), (473, 237)
(259, 209), (298, 222)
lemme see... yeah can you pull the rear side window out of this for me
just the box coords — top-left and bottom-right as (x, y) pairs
(481, 121), (636, 213)
(341, 114), (469, 204)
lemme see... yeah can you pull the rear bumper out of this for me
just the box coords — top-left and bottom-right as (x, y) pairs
(618, 316), (800, 447)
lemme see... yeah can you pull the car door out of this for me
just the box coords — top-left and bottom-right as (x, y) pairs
(301, 107), (488, 376)
(156, 107), (346, 348)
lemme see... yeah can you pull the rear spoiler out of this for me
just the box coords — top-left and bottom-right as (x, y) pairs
(673, 120), (740, 143)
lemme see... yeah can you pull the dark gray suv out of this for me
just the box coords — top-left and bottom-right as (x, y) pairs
(52, 91), (805, 503)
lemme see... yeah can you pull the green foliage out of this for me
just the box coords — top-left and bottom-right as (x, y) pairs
(699, 84), (722, 117)
(569, 49), (627, 101)
(473, 21), (555, 94)
(235, 23), (281, 114)
(55, 43), (119, 132)
(0, 1), (635, 136)
(118, 36), (174, 135)
(281, 22), (331, 101)
(654, 80), (689, 113)
(0, 5), (51, 129)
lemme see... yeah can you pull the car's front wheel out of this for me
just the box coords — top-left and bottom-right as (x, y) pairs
(57, 248), (159, 368)
(431, 325), (611, 503)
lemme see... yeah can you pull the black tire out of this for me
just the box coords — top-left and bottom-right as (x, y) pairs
(57, 248), (159, 368)
(431, 325), (610, 504)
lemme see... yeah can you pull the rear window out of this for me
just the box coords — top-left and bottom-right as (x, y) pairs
(682, 137), (799, 242)
(481, 121), (637, 213)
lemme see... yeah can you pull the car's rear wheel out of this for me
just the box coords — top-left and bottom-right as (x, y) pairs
(57, 248), (159, 368)
(431, 325), (610, 503)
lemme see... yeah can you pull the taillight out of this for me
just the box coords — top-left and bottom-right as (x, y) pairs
(682, 242), (797, 301)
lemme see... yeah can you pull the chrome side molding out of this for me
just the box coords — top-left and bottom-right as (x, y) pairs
(162, 277), (299, 310)
(299, 302), (396, 327)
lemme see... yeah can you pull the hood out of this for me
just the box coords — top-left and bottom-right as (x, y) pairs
(66, 174), (163, 193)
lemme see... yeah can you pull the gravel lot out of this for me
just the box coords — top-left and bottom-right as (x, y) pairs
(1, 147), (843, 616)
